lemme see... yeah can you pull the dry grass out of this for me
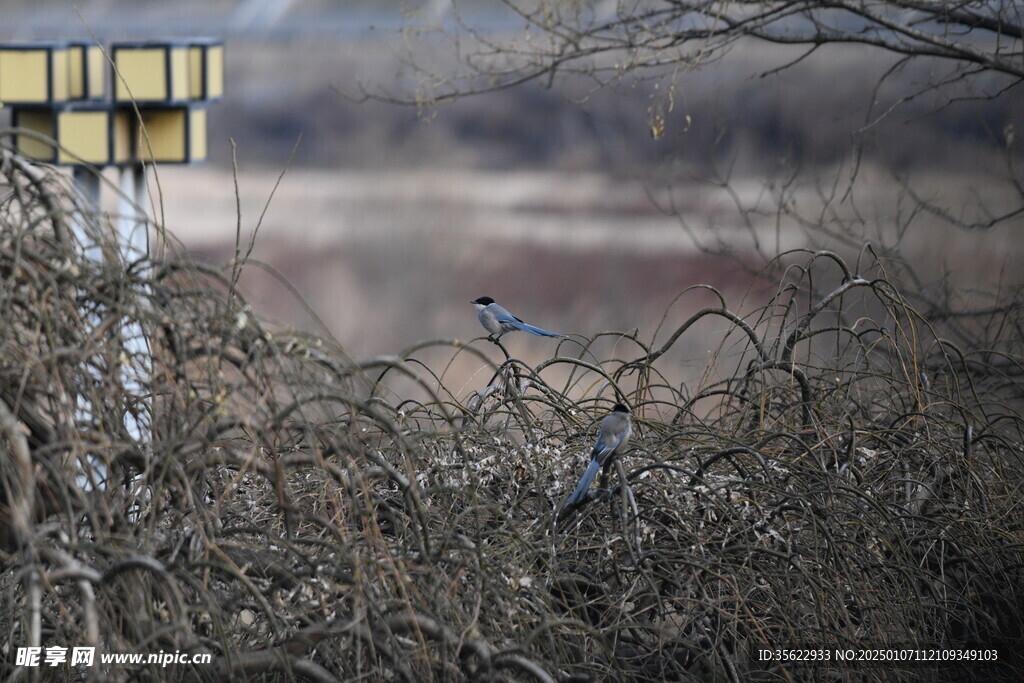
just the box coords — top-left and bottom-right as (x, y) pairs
(2, 154), (1023, 682)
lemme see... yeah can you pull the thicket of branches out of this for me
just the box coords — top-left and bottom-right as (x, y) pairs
(1, 151), (1023, 681)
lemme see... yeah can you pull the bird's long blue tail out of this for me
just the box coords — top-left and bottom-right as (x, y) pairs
(510, 321), (561, 337)
(563, 459), (600, 510)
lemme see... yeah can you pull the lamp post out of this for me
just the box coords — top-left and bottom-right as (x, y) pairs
(1, 37), (224, 448)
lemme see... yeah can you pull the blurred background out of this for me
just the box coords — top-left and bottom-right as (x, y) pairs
(3, 0), (1022, 382)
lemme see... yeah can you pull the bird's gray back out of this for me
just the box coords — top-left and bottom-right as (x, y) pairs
(602, 412), (631, 454)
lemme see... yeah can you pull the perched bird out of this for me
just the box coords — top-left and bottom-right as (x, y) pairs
(562, 403), (632, 512)
(471, 296), (561, 342)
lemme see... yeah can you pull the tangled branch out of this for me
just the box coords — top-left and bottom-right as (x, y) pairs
(1, 155), (1022, 681)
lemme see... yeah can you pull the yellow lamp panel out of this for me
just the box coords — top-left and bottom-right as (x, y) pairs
(137, 109), (187, 163)
(113, 110), (132, 164)
(15, 110), (57, 161)
(51, 49), (69, 101)
(169, 46), (189, 101)
(115, 48), (168, 102)
(189, 46), (202, 99)
(70, 44), (106, 99)
(189, 107), (207, 161)
(68, 44), (85, 98)
(69, 43), (106, 100)
(189, 43), (224, 100)
(57, 110), (109, 164)
(206, 45), (224, 99)
(86, 45), (106, 99)
(0, 50), (50, 103)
